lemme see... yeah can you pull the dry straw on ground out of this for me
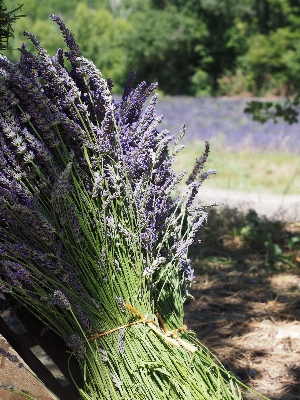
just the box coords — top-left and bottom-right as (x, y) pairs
(185, 218), (300, 399)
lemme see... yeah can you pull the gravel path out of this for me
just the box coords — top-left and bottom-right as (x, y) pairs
(196, 188), (300, 222)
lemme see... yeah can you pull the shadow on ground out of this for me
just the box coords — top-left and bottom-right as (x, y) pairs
(184, 206), (300, 400)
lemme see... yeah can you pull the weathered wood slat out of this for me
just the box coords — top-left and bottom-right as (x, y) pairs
(16, 308), (83, 399)
(18, 331), (37, 348)
(0, 316), (72, 400)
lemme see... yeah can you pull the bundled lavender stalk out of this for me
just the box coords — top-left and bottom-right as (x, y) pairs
(0, 16), (260, 400)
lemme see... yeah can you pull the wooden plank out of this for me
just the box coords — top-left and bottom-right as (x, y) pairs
(0, 333), (56, 400)
(16, 308), (83, 399)
(18, 331), (37, 348)
(0, 316), (72, 400)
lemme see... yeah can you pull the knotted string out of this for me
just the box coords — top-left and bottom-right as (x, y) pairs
(88, 303), (198, 353)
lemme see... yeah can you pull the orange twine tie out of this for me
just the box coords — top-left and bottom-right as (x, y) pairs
(88, 303), (198, 353)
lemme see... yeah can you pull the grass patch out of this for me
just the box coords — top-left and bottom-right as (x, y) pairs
(173, 138), (300, 194)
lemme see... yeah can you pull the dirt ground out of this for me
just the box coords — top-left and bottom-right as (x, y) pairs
(184, 218), (300, 400)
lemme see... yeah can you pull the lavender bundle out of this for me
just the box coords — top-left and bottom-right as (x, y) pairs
(0, 16), (260, 400)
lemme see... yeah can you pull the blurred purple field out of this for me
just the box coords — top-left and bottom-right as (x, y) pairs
(154, 96), (300, 153)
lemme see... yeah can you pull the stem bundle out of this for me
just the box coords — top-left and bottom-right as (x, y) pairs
(0, 15), (263, 399)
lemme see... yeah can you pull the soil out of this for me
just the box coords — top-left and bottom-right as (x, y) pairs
(184, 218), (300, 400)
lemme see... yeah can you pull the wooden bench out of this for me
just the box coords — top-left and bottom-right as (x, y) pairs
(0, 308), (82, 400)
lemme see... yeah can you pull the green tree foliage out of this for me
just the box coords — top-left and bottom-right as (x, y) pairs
(68, 3), (132, 93)
(244, 97), (299, 124)
(2, 0), (300, 96)
(3, 1), (132, 93)
(2, 0), (75, 59)
(0, 1), (25, 51)
(124, 4), (209, 94)
(178, 0), (253, 92)
(218, 0), (300, 95)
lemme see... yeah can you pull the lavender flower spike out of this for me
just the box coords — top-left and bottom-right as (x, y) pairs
(46, 290), (71, 310)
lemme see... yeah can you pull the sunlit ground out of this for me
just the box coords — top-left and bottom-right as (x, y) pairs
(184, 205), (300, 399)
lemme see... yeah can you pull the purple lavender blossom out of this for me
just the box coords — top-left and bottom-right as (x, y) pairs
(50, 15), (81, 69)
(98, 348), (108, 362)
(67, 203), (83, 243)
(0, 15), (214, 351)
(110, 373), (122, 390)
(74, 303), (93, 331)
(0, 260), (32, 287)
(0, 347), (24, 368)
(116, 297), (125, 313)
(118, 329), (125, 356)
(67, 334), (86, 359)
(0, 383), (16, 391)
(46, 290), (71, 311)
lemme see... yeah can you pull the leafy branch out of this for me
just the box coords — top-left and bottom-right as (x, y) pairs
(244, 95), (300, 125)
(0, 1), (25, 51)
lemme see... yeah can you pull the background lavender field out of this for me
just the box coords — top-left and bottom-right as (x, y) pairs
(156, 96), (300, 152)
(149, 96), (300, 195)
